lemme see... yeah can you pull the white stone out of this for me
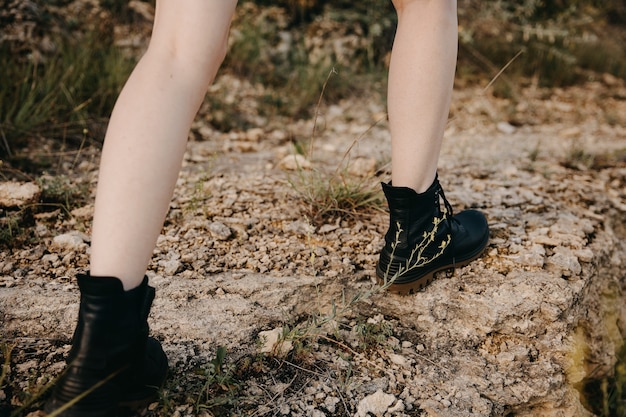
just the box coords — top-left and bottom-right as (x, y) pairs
(0, 182), (40, 207)
(208, 221), (232, 240)
(356, 390), (396, 417)
(389, 353), (409, 367)
(278, 154), (311, 171)
(497, 121), (516, 134)
(258, 327), (293, 357)
(51, 233), (86, 252)
(162, 259), (182, 276)
(347, 157), (377, 177)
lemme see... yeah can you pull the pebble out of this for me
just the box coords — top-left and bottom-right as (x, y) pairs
(575, 248), (594, 263)
(208, 221), (232, 240)
(324, 396), (340, 413)
(497, 121), (517, 134)
(347, 157), (377, 177)
(161, 259), (182, 275)
(389, 353), (409, 367)
(355, 390), (397, 417)
(278, 154), (311, 170)
(258, 327), (293, 357)
(51, 233), (86, 252)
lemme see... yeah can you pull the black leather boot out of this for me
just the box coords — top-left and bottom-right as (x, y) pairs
(376, 176), (489, 295)
(45, 274), (168, 417)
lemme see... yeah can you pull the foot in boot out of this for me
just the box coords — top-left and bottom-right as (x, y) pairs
(44, 274), (168, 417)
(376, 176), (489, 295)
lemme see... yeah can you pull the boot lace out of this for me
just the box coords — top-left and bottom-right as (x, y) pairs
(435, 180), (455, 230)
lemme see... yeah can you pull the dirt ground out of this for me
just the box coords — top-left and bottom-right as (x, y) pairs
(1, 70), (626, 416)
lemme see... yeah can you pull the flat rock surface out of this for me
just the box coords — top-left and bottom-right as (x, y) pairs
(1, 82), (626, 416)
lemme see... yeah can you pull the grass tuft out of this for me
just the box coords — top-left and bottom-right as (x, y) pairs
(289, 168), (383, 224)
(0, 29), (135, 157)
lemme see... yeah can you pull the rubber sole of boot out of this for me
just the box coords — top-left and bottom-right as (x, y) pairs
(44, 379), (165, 417)
(376, 235), (489, 296)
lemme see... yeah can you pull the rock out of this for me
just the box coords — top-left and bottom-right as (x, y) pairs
(497, 121), (517, 134)
(546, 246), (582, 277)
(70, 205), (93, 219)
(284, 220), (314, 236)
(258, 327), (293, 358)
(324, 396), (340, 413)
(357, 377), (389, 395)
(51, 233), (87, 252)
(347, 157), (377, 177)
(0, 182), (40, 207)
(388, 353), (409, 367)
(520, 244), (546, 268)
(356, 390), (397, 417)
(318, 224), (339, 234)
(574, 248), (594, 263)
(245, 127), (264, 142)
(208, 221), (232, 240)
(161, 259), (182, 276)
(278, 154), (311, 171)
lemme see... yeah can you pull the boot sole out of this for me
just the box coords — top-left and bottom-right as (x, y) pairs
(376, 237), (489, 296)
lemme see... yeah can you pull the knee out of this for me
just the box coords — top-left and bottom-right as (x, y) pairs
(146, 33), (229, 88)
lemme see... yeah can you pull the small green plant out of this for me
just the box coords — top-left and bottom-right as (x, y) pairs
(289, 169), (383, 224)
(193, 347), (243, 414)
(287, 69), (385, 224)
(37, 175), (89, 215)
(0, 215), (24, 247)
(353, 319), (394, 351)
(562, 146), (596, 170)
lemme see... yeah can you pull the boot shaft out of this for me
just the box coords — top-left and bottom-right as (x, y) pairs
(382, 178), (447, 252)
(69, 274), (154, 370)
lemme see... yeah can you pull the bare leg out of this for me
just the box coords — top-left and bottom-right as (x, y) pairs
(90, 0), (238, 290)
(388, 0), (458, 193)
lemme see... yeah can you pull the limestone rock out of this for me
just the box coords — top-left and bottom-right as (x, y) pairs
(51, 233), (87, 252)
(356, 390), (397, 417)
(278, 154), (311, 171)
(347, 157), (376, 177)
(0, 182), (40, 208)
(258, 327), (293, 358)
(208, 221), (232, 240)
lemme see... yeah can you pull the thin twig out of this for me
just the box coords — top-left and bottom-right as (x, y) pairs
(333, 114), (387, 177)
(309, 67), (337, 159)
(482, 49), (525, 93)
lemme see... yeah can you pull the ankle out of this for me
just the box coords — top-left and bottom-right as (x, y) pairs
(390, 172), (437, 194)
